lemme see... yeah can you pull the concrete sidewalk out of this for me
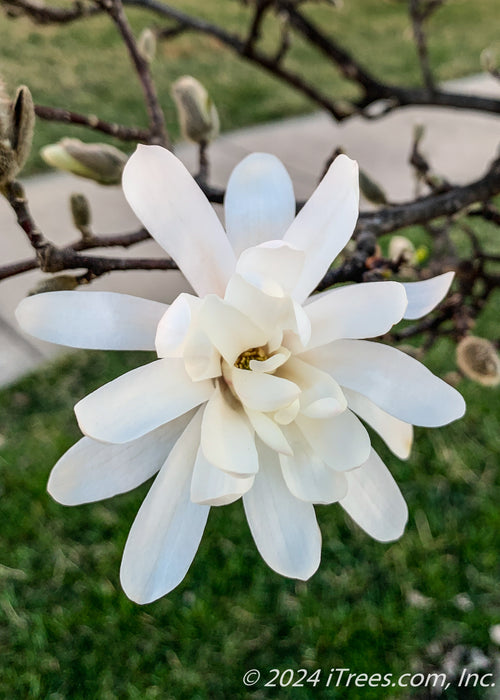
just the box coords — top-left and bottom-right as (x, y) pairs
(1, 73), (499, 386)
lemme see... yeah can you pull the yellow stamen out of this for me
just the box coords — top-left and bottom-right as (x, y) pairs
(235, 346), (268, 370)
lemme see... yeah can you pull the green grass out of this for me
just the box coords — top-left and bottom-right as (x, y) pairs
(1, 1), (500, 697)
(1, 0), (499, 174)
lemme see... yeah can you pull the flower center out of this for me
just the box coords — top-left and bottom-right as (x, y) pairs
(234, 346), (269, 370)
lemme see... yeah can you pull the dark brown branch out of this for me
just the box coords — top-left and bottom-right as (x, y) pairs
(243, 0), (273, 55)
(409, 0), (437, 93)
(2, 0), (103, 23)
(358, 156), (500, 236)
(96, 0), (170, 147)
(34, 104), (150, 142)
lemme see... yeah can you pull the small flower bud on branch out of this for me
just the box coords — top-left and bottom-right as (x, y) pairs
(171, 76), (220, 145)
(41, 138), (128, 185)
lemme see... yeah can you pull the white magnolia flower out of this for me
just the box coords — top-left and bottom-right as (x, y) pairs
(16, 146), (465, 604)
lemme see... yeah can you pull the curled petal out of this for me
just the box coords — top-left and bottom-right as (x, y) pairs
(243, 440), (322, 580)
(200, 295), (267, 365)
(344, 388), (413, 460)
(284, 154), (359, 302)
(200, 382), (258, 477)
(155, 293), (201, 358)
(48, 411), (194, 505)
(304, 339), (466, 427)
(191, 447), (254, 506)
(122, 145), (236, 296)
(281, 356), (347, 418)
(244, 407), (293, 455)
(340, 449), (408, 542)
(236, 241), (305, 297)
(297, 409), (371, 471)
(120, 411), (210, 604)
(225, 153), (295, 256)
(231, 366), (300, 413)
(403, 271), (454, 320)
(280, 424), (348, 504)
(17, 291), (167, 350)
(75, 358), (214, 443)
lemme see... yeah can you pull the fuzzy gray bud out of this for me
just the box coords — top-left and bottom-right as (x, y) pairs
(171, 76), (219, 144)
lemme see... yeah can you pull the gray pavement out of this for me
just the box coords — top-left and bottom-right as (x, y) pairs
(1, 73), (499, 386)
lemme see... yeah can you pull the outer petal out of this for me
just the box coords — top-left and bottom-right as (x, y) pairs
(343, 388), (413, 460)
(403, 272), (454, 320)
(297, 410), (371, 471)
(191, 447), (254, 506)
(280, 424), (348, 504)
(75, 358), (214, 443)
(243, 440), (321, 580)
(304, 339), (466, 427)
(122, 145), (236, 297)
(283, 154), (359, 302)
(303, 281), (408, 351)
(340, 449), (408, 542)
(120, 410), (209, 604)
(16, 291), (167, 350)
(224, 153), (295, 256)
(200, 383), (258, 477)
(48, 411), (194, 505)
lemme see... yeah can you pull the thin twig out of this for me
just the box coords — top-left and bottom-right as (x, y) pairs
(34, 104), (150, 142)
(96, 0), (170, 147)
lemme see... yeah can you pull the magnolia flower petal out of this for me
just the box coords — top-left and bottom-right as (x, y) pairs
(340, 449), (408, 542)
(403, 272), (454, 320)
(225, 153), (296, 256)
(231, 366), (300, 412)
(16, 291), (167, 350)
(182, 320), (222, 382)
(280, 424), (348, 504)
(120, 411), (209, 604)
(236, 241), (305, 297)
(200, 383), (258, 476)
(283, 154), (359, 302)
(75, 358), (214, 443)
(48, 411), (194, 505)
(304, 339), (466, 427)
(297, 410), (371, 471)
(274, 398), (300, 425)
(344, 388), (413, 460)
(201, 295), (267, 365)
(304, 281), (408, 350)
(155, 293), (201, 358)
(281, 356), (347, 418)
(243, 440), (321, 580)
(244, 407), (293, 455)
(224, 273), (289, 336)
(122, 145), (235, 297)
(191, 447), (254, 506)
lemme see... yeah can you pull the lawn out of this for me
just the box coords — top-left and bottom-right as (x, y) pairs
(1, 1), (500, 698)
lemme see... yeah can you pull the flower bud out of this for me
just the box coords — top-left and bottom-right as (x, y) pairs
(359, 168), (388, 205)
(70, 193), (92, 235)
(389, 235), (416, 264)
(41, 138), (128, 185)
(0, 82), (35, 186)
(171, 76), (219, 144)
(138, 28), (157, 64)
(480, 45), (499, 73)
(456, 336), (500, 387)
(28, 275), (79, 296)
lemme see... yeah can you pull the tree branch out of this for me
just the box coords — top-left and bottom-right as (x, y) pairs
(34, 104), (150, 142)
